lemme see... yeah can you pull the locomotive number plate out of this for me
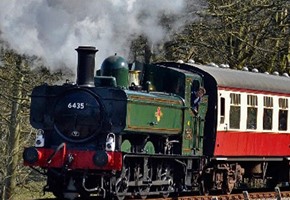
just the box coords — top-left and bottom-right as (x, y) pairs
(67, 102), (85, 109)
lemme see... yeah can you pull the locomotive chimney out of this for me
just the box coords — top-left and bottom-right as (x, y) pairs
(75, 46), (98, 87)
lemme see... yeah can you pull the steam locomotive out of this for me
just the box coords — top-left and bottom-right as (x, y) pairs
(23, 46), (290, 199)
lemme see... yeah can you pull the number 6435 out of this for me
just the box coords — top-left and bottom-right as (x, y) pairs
(67, 102), (85, 109)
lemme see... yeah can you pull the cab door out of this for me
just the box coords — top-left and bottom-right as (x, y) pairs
(182, 76), (207, 156)
(194, 95), (208, 154)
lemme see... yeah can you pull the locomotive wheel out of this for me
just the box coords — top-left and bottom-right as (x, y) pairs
(115, 167), (130, 200)
(222, 172), (235, 194)
(222, 178), (234, 194)
(199, 179), (209, 195)
(137, 167), (152, 199)
(138, 179), (151, 199)
(161, 174), (174, 198)
(199, 173), (211, 195)
(115, 178), (128, 200)
(160, 168), (174, 198)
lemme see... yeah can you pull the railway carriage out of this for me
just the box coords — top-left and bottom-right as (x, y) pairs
(164, 61), (290, 157)
(159, 62), (290, 193)
(23, 46), (290, 199)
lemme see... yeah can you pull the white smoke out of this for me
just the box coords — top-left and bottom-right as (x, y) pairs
(0, 0), (205, 71)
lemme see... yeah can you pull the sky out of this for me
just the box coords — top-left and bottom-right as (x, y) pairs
(0, 0), (205, 71)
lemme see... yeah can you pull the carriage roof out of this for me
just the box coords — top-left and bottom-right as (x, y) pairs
(159, 62), (290, 95)
(190, 63), (290, 95)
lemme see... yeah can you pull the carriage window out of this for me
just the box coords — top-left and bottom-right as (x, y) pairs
(263, 96), (273, 130)
(247, 95), (257, 129)
(279, 98), (288, 131)
(220, 97), (225, 124)
(229, 93), (240, 129)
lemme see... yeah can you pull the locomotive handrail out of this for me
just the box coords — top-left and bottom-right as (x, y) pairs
(46, 142), (66, 165)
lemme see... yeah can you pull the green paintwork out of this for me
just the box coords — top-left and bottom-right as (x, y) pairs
(197, 96), (208, 151)
(121, 139), (155, 154)
(101, 55), (129, 88)
(125, 91), (184, 134)
(119, 64), (207, 156)
(121, 139), (131, 153)
(143, 141), (155, 154)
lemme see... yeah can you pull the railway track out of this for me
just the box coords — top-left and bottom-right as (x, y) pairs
(133, 189), (290, 200)
(37, 187), (290, 200)
(153, 189), (290, 200)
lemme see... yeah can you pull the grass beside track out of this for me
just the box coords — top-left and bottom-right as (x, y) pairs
(13, 181), (54, 200)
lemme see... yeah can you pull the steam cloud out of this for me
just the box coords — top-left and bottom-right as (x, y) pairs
(0, 0), (204, 70)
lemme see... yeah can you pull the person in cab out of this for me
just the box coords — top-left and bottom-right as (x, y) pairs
(191, 87), (206, 115)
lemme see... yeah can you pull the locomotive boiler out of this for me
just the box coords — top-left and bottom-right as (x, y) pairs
(23, 46), (290, 199)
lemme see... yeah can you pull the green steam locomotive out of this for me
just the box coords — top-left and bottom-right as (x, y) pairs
(23, 46), (290, 199)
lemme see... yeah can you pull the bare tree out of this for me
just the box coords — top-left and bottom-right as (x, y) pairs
(0, 47), (70, 199)
(162, 0), (290, 72)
